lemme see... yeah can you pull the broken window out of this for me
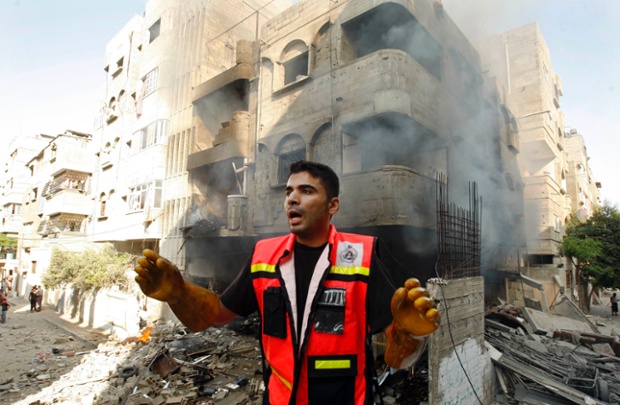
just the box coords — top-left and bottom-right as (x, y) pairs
(128, 181), (163, 213)
(525, 254), (554, 265)
(342, 113), (444, 175)
(341, 3), (443, 80)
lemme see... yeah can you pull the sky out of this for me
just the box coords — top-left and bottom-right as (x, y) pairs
(1, 0), (618, 207)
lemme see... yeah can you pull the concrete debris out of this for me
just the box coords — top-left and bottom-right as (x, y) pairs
(2, 319), (267, 405)
(486, 304), (620, 404)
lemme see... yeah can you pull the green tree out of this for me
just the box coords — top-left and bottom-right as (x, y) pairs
(43, 244), (134, 291)
(0, 233), (17, 253)
(560, 204), (620, 312)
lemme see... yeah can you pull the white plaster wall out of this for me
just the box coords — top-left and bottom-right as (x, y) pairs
(436, 338), (493, 405)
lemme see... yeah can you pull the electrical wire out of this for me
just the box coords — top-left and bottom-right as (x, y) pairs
(378, 240), (484, 404)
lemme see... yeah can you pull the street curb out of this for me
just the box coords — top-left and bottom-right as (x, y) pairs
(43, 317), (99, 350)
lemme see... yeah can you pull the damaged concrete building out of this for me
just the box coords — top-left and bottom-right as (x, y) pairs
(86, 0), (571, 403)
(181, 0), (524, 285)
(168, 0), (524, 403)
(478, 23), (603, 310)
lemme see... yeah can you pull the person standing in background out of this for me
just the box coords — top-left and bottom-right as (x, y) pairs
(610, 293), (618, 316)
(35, 285), (44, 312)
(1, 297), (10, 323)
(29, 286), (38, 312)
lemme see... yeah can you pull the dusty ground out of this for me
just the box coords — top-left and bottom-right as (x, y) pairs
(0, 296), (109, 402)
(1, 291), (619, 404)
(0, 295), (265, 405)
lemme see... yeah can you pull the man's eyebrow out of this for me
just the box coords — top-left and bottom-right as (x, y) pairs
(284, 184), (318, 191)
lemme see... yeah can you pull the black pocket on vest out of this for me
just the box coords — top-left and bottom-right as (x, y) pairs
(308, 355), (357, 405)
(314, 288), (345, 334)
(263, 287), (287, 338)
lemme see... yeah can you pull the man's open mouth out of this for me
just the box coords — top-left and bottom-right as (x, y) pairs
(288, 209), (302, 222)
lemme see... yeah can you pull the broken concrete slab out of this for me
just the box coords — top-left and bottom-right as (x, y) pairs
(522, 306), (598, 335)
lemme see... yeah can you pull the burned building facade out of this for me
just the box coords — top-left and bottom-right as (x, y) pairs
(184, 0), (525, 290)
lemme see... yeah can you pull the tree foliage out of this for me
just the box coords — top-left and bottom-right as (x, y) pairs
(0, 233), (17, 252)
(43, 244), (134, 291)
(560, 204), (620, 290)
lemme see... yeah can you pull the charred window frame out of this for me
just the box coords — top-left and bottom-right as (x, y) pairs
(276, 135), (306, 185)
(341, 3), (443, 80)
(278, 150), (306, 184)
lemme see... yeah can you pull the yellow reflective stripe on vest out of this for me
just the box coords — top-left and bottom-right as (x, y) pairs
(330, 265), (370, 277)
(315, 359), (351, 370)
(271, 367), (292, 390)
(251, 263), (276, 273)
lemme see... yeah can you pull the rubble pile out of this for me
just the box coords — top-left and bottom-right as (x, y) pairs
(1, 313), (427, 405)
(3, 319), (266, 405)
(486, 304), (620, 404)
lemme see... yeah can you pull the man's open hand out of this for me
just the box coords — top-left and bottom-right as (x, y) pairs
(391, 278), (440, 336)
(134, 249), (184, 303)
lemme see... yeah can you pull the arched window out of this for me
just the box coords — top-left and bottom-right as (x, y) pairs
(100, 193), (107, 217)
(277, 134), (306, 184)
(279, 40), (312, 88)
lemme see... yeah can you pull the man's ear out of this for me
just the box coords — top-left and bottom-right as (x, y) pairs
(328, 197), (340, 216)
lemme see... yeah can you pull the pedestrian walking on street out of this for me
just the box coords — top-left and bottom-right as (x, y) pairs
(35, 286), (44, 312)
(611, 293), (618, 316)
(29, 286), (38, 312)
(1, 297), (10, 323)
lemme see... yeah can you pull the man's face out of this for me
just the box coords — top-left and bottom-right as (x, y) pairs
(284, 171), (339, 246)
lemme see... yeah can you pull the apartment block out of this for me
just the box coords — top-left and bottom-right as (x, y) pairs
(90, 15), (161, 254)
(564, 128), (602, 217)
(183, 0), (524, 288)
(479, 23), (571, 300)
(18, 130), (95, 295)
(131, 0), (292, 272)
(0, 134), (53, 282)
(479, 23), (602, 308)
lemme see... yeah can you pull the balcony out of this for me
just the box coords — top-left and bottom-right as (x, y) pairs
(48, 153), (95, 177)
(338, 165), (436, 229)
(43, 189), (92, 217)
(187, 111), (250, 170)
(335, 50), (446, 137)
(0, 215), (22, 234)
(517, 116), (557, 161)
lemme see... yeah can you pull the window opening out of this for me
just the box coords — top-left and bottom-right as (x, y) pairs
(284, 52), (309, 85)
(149, 19), (161, 43)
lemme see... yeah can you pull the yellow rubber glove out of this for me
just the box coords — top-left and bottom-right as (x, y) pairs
(384, 278), (440, 369)
(135, 249), (220, 332)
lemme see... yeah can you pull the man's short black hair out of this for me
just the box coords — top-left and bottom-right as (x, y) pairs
(289, 160), (339, 199)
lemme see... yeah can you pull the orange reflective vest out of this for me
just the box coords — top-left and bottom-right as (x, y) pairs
(251, 225), (376, 405)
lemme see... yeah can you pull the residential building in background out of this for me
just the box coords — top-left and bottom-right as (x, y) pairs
(18, 130), (95, 296)
(479, 22), (601, 303)
(0, 134), (53, 284)
(0, 1), (606, 402)
(90, 15), (159, 256)
(564, 128), (602, 219)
